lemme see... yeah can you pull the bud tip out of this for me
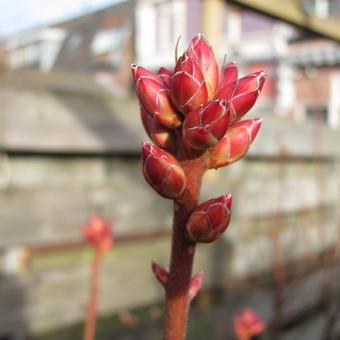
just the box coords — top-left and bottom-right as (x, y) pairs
(251, 118), (263, 140)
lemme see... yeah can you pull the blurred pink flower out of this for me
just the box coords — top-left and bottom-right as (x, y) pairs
(233, 308), (266, 340)
(81, 214), (113, 253)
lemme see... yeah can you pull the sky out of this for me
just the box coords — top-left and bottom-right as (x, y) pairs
(0, 0), (127, 38)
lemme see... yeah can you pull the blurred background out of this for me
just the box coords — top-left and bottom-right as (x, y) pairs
(0, 0), (339, 339)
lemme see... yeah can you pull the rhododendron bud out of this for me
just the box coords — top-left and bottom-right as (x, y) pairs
(140, 105), (176, 153)
(142, 142), (186, 199)
(81, 214), (113, 252)
(186, 194), (232, 243)
(171, 54), (208, 114)
(234, 308), (266, 340)
(216, 71), (266, 122)
(186, 34), (219, 99)
(208, 118), (262, 169)
(157, 67), (172, 89)
(189, 271), (204, 301)
(221, 61), (238, 87)
(183, 100), (230, 150)
(151, 261), (169, 287)
(132, 64), (181, 128)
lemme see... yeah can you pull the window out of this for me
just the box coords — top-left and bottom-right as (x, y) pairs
(91, 24), (129, 56)
(155, 1), (178, 55)
(135, 0), (186, 67)
(24, 43), (40, 66)
(303, 0), (340, 17)
(305, 105), (328, 124)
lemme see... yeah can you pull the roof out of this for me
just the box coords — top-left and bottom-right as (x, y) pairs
(52, 0), (134, 72)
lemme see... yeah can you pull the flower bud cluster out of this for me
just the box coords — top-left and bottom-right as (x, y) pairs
(132, 34), (266, 244)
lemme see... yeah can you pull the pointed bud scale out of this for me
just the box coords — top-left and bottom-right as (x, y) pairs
(186, 34), (219, 99)
(216, 71), (266, 122)
(140, 106), (176, 153)
(189, 271), (204, 301)
(142, 142), (186, 199)
(221, 62), (238, 87)
(171, 54), (208, 115)
(157, 67), (172, 89)
(132, 65), (182, 128)
(151, 261), (169, 287)
(186, 194), (232, 243)
(208, 118), (262, 169)
(183, 100), (230, 150)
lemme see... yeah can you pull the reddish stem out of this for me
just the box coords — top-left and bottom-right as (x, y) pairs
(163, 141), (207, 340)
(84, 248), (101, 340)
(238, 336), (250, 340)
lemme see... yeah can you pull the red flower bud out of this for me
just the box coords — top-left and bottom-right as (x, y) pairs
(234, 308), (266, 339)
(81, 214), (113, 252)
(216, 71), (266, 122)
(171, 54), (208, 115)
(151, 261), (169, 287)
(132, 64), (182, 128)
(208, 118), (262, 169)
(183, 100), (230, 150)
(186, 194), (232, 243)
(142, 142), (186, 199)
(140, 105), (176, 153)
(187, 34), (219, 99)
(157, 67), (172, 89)
(221, 61), (238, 87)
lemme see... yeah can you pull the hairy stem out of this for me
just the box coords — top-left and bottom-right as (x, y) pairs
(84, 248), (101, 340)
(163, 142), (206, 340)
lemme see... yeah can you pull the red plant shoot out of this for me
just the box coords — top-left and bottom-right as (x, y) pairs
(233, 308), (266, 340)
(82, 214), (113, 340)
(132, 33), (266, 340)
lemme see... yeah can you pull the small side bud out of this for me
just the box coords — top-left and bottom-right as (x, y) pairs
(131, 65), (182, 128)
(208, 118), (262, 169)
(142, 142), (186, 199)
(151, 261), (169, 287)
(189, 271), (204, 301)
(221, 61), (238, 87)
(216, 71), (266, 122)
(140, 105), (176, 153)
(186, 34), (219, 99)
(186, 194), (232, 243)
(183, 100), (230, 150)
(171, 54), (208, 115)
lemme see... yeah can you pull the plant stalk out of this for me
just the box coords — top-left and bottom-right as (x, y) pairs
(84, 248), (101, 340)
(163, 141), (206, 340)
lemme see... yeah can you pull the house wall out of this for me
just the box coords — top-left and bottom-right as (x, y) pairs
(295, 67), (333, 104)
(295, 66), (340, 128)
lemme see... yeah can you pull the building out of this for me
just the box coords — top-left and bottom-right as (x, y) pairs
(2, 0), (340, 128)
(134, 0), (340, 129)
(3, 0), (135, 96)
